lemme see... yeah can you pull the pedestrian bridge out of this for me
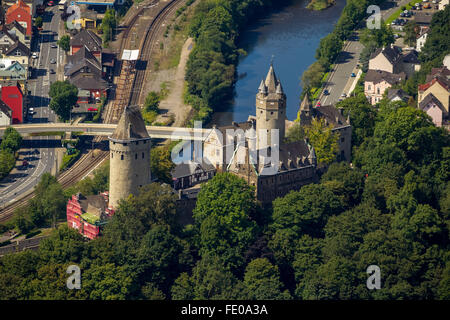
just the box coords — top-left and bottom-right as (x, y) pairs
(0, 123), (211, 141)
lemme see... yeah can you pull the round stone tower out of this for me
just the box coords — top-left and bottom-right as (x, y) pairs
(108, 105), (151, 208)
(256, 63), (287, 147)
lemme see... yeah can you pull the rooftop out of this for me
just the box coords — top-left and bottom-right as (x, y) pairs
(109, 105), (150, 142)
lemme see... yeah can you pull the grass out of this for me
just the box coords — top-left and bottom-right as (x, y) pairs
(60, 149), (81, 171)
(385, 0), (417, 25)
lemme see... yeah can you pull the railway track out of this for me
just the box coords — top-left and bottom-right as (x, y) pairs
(0, 0), (184, 222)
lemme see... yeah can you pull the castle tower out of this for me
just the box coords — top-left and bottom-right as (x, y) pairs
(256, 63), (286, 147)
(108, 105), (151, 208)
(299, 92), (312, 126)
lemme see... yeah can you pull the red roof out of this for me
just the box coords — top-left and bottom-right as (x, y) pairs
(419, 78), (449, 92)
(1, 85), (23, 124)
(6, 0), (32, 36)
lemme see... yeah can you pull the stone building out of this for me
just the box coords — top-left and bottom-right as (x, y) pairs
(298, 92), (352, 162)
(109, 105), (151, 208)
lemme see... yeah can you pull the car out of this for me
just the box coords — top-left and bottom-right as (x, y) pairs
(49, 69), (55, 74)
(316, 102), (321, 107)
(87, 107), (98, 112)
(51, 44), (57, 48)
(351, 72), (356, 77)
(48, 0), (54, 6)
(50, 58), (56, 64)
(22, 160), (29, 167)
(323, 89), (329, 95)
(32, 52), (38, 59)
(341, 93), (347, 98)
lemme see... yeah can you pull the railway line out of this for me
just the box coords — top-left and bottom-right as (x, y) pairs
(0, 0), (186, 222)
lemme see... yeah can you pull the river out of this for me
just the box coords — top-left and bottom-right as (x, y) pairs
(211, 0), (346, 125)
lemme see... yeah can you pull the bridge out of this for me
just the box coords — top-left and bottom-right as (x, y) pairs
(0, 124), (211, 141)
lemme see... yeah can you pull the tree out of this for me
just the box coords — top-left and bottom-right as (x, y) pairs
(271, 183), (344, 238)
(336, 93), (376, 147)
(150, 146), (175, 184)
(193, 173), (258, 270)
(301, 61), (325, 91)
(1, 127), (22, 152)
(49, 81), (78, 121)
(360, 19), (394, 47)
(315, 32), (343, 67)
(285, 123), (305, 143)
(304, 117), (339, 166)
(57, 35), (70, 52)
(403, 21), (418, 47)
(34, 16), (43, 29)
(101, 8), (117, 43)
(242, 258), (291, 300)
(144, 92), (160, 113)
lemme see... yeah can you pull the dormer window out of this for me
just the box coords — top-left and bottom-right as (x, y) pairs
(15, 50), (21, 56)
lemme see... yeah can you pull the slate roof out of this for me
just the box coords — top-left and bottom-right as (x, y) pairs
(172, 161), (216, 179)
(110, 105), (150, 142)
(402, 50), (420, 64)
(419, 93), (448, 114)
(313, 105), (349, 129)
(387, 88), (409, 101)
(65, 45), (101, 76)
(370, 46), (402, 66)
(70, 29), (102, 52)
(6, 20), (26, 37)
(4, 40), (29, 57)
(258, 63), (285, 100)
(425, 66), (450, 83)
(0, 99), (12, 117)
(414, 12), (433, 25)
(365, 69), (406, 85)
(69, 73), (108, 90)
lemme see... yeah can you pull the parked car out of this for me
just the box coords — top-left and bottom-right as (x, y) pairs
(351, 72), (356, 77)
(87, 107), (98, 112)
(32, 52), (38, 59)
(50, 58), (56, 64)
(341, 93), (347, 98)
(22, 160), (28, 167)
(51, 44), (57, 48)
(48, 1), (54, 6)
(49, 69), (55, 74)
(316, 102), (321, 107)
(323, 89), (329, 95)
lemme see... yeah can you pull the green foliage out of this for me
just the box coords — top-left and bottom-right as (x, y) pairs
(403, 20), (418, 47)
(419, 5), (450, 64)
(304, 117), (339, 165)
(301, 61), (326, 92)
(34, 16), (43, 28)
(57, 35), (70, 52)
(1, 127), (22, 152)
(360, 20), (394, 48)
(150, 145), (175, 184)
(193, 173), (257, 271)
(49, 81), (78, 121)
(285, 123), (305, 143)
(101, 8), (117, 43)
(243, 258), (291, 299)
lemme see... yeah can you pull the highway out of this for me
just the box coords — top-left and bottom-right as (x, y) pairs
(0, 6), (63, 208)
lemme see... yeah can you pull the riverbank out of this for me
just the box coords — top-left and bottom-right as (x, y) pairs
(307, 0), (335, 11)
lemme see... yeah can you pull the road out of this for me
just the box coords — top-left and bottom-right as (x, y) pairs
(318, 0), (414, 106)
(0, 6), (63, 209)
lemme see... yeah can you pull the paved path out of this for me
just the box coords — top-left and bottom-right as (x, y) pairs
(317, 0), (414, 106)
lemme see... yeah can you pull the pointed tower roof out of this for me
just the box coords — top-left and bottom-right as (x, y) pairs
(276, 81), (284, 94)
(109, 105), (150, 142)
(258, 79), (267, 94)
(265, 63), (278, 93)
(300, 92), (312, 111)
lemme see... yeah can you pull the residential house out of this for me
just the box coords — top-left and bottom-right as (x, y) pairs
(66, 192), (114, 240)
(387, 88), (409, 103)
(416, 28), (429, 52)
(6, 20), (30, 47)
(444, 54), (450, 70)
(1, 82), (24, 123)
(64, 45), (102, 79)
(0, 59), (27, 83)
(70, 29), (102, 61)
(414, 12), (433, 27)
(3, 41), (30, 68)
(0, 24), (18, 53)
(439, 0), (449, 10)
(401, 50), (421, 78)
(69, 73), (108, 101)
(364, 69), (406, 105)
(5, 0), (32, 37)
(3, 0), (42, 17)
(368, 46), (420, 78)
(418, 66), (450, 127)
(0, 100), (12, 126)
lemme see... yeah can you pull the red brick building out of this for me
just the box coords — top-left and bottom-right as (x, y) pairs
(66, 192), (115, 240)
(6, 0), (32, 37)
(1, 83), (24, 123)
